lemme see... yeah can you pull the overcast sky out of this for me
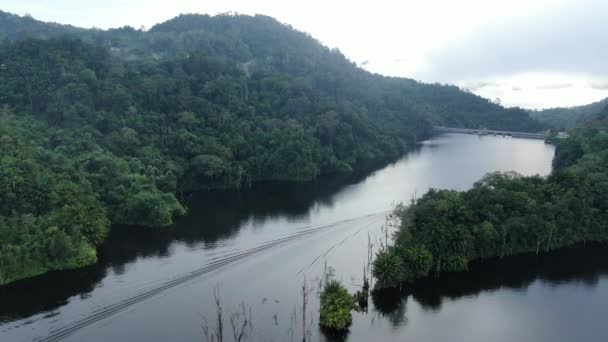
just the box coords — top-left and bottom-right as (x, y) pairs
(3, 0), (607, 109)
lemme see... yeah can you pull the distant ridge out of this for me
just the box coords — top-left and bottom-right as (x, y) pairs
(529, 97), (608, 130)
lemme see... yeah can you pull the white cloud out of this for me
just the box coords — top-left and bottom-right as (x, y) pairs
(536, 83), (573, 90)
(590, 81), (608, 90)
(464, 73), (608, 109)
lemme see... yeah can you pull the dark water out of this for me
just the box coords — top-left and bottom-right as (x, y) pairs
(3, 133), (603, 342)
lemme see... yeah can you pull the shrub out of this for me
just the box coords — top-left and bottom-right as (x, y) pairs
(353, 289), (368, 310)
(398, 245), (433, 280)
(319, 280), (354, 332)
(372, 248), (407, 289)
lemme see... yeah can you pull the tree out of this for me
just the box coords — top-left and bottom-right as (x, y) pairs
(372, 248), (406, 289)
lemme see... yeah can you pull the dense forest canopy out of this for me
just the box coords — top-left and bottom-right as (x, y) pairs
(0, 10), (543, 285)
(373, 106), (608, 289)
(529, 97), (608, 130)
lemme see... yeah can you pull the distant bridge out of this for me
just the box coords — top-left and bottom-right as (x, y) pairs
(433, 126), (549, 140)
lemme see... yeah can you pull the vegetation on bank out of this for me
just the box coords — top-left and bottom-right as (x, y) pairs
(373, 107), (608, 289)
(0, 12), (543, 285)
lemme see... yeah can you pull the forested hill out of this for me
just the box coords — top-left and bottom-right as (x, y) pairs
(581, 105), (608, 128)
(0, 11), (542, 285)
(529, 97), (608, 130)
(0, 11), (542, 132)
(0, 11), (86, 39)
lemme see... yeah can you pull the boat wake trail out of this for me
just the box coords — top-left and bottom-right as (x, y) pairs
(296, 217), (384, 276)
(34, 211), (389, 342)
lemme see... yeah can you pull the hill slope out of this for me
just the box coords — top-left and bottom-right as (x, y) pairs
(529, 97), (608, 130)
(0, 11), (543, 284)
(0, 11), (543, 133)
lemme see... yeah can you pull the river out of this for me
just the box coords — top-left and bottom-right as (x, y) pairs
(2, 133), (605, 342)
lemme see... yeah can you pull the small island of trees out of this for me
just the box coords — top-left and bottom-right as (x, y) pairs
(372, 107), (608, 290)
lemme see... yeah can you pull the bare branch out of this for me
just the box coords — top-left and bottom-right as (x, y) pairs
(214, 288), (223, 342)
(230, 302), (251, 342)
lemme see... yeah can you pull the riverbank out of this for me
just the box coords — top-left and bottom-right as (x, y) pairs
(367, 124), (608, 326)
(0, 134), (556, 341)
(1, 131), (433, 288)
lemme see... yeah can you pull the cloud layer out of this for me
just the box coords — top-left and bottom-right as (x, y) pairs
(417, 1), (608, 82)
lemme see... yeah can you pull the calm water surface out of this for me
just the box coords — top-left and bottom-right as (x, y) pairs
(3, 134), (605, 342)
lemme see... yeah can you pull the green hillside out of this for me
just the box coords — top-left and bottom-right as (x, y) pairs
(529, 97), (608, 130)
(0, 11), (543, 285)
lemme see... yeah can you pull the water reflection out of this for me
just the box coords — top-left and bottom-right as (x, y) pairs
(0, 156), (402, 323)
(0, 134), (563, 342)
(0, 263), (107, 323)
(371, 244), (608, 326)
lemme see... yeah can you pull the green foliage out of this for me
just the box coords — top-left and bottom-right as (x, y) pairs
(372, 248), (407, 289)
(0, 11), (544, 284)
(370, 244), (433, 290)
(529, 97), (608, 130)
(371, 118), (608, 288)
(353, 288), (369, 311)
(0, 121), (110, 285)
(553, 137), (584, 170)
(319, 279), (354, 332)
(398, 245), (434, 279)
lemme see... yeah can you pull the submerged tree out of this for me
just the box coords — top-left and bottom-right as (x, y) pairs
(202, 288), (253, 342)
